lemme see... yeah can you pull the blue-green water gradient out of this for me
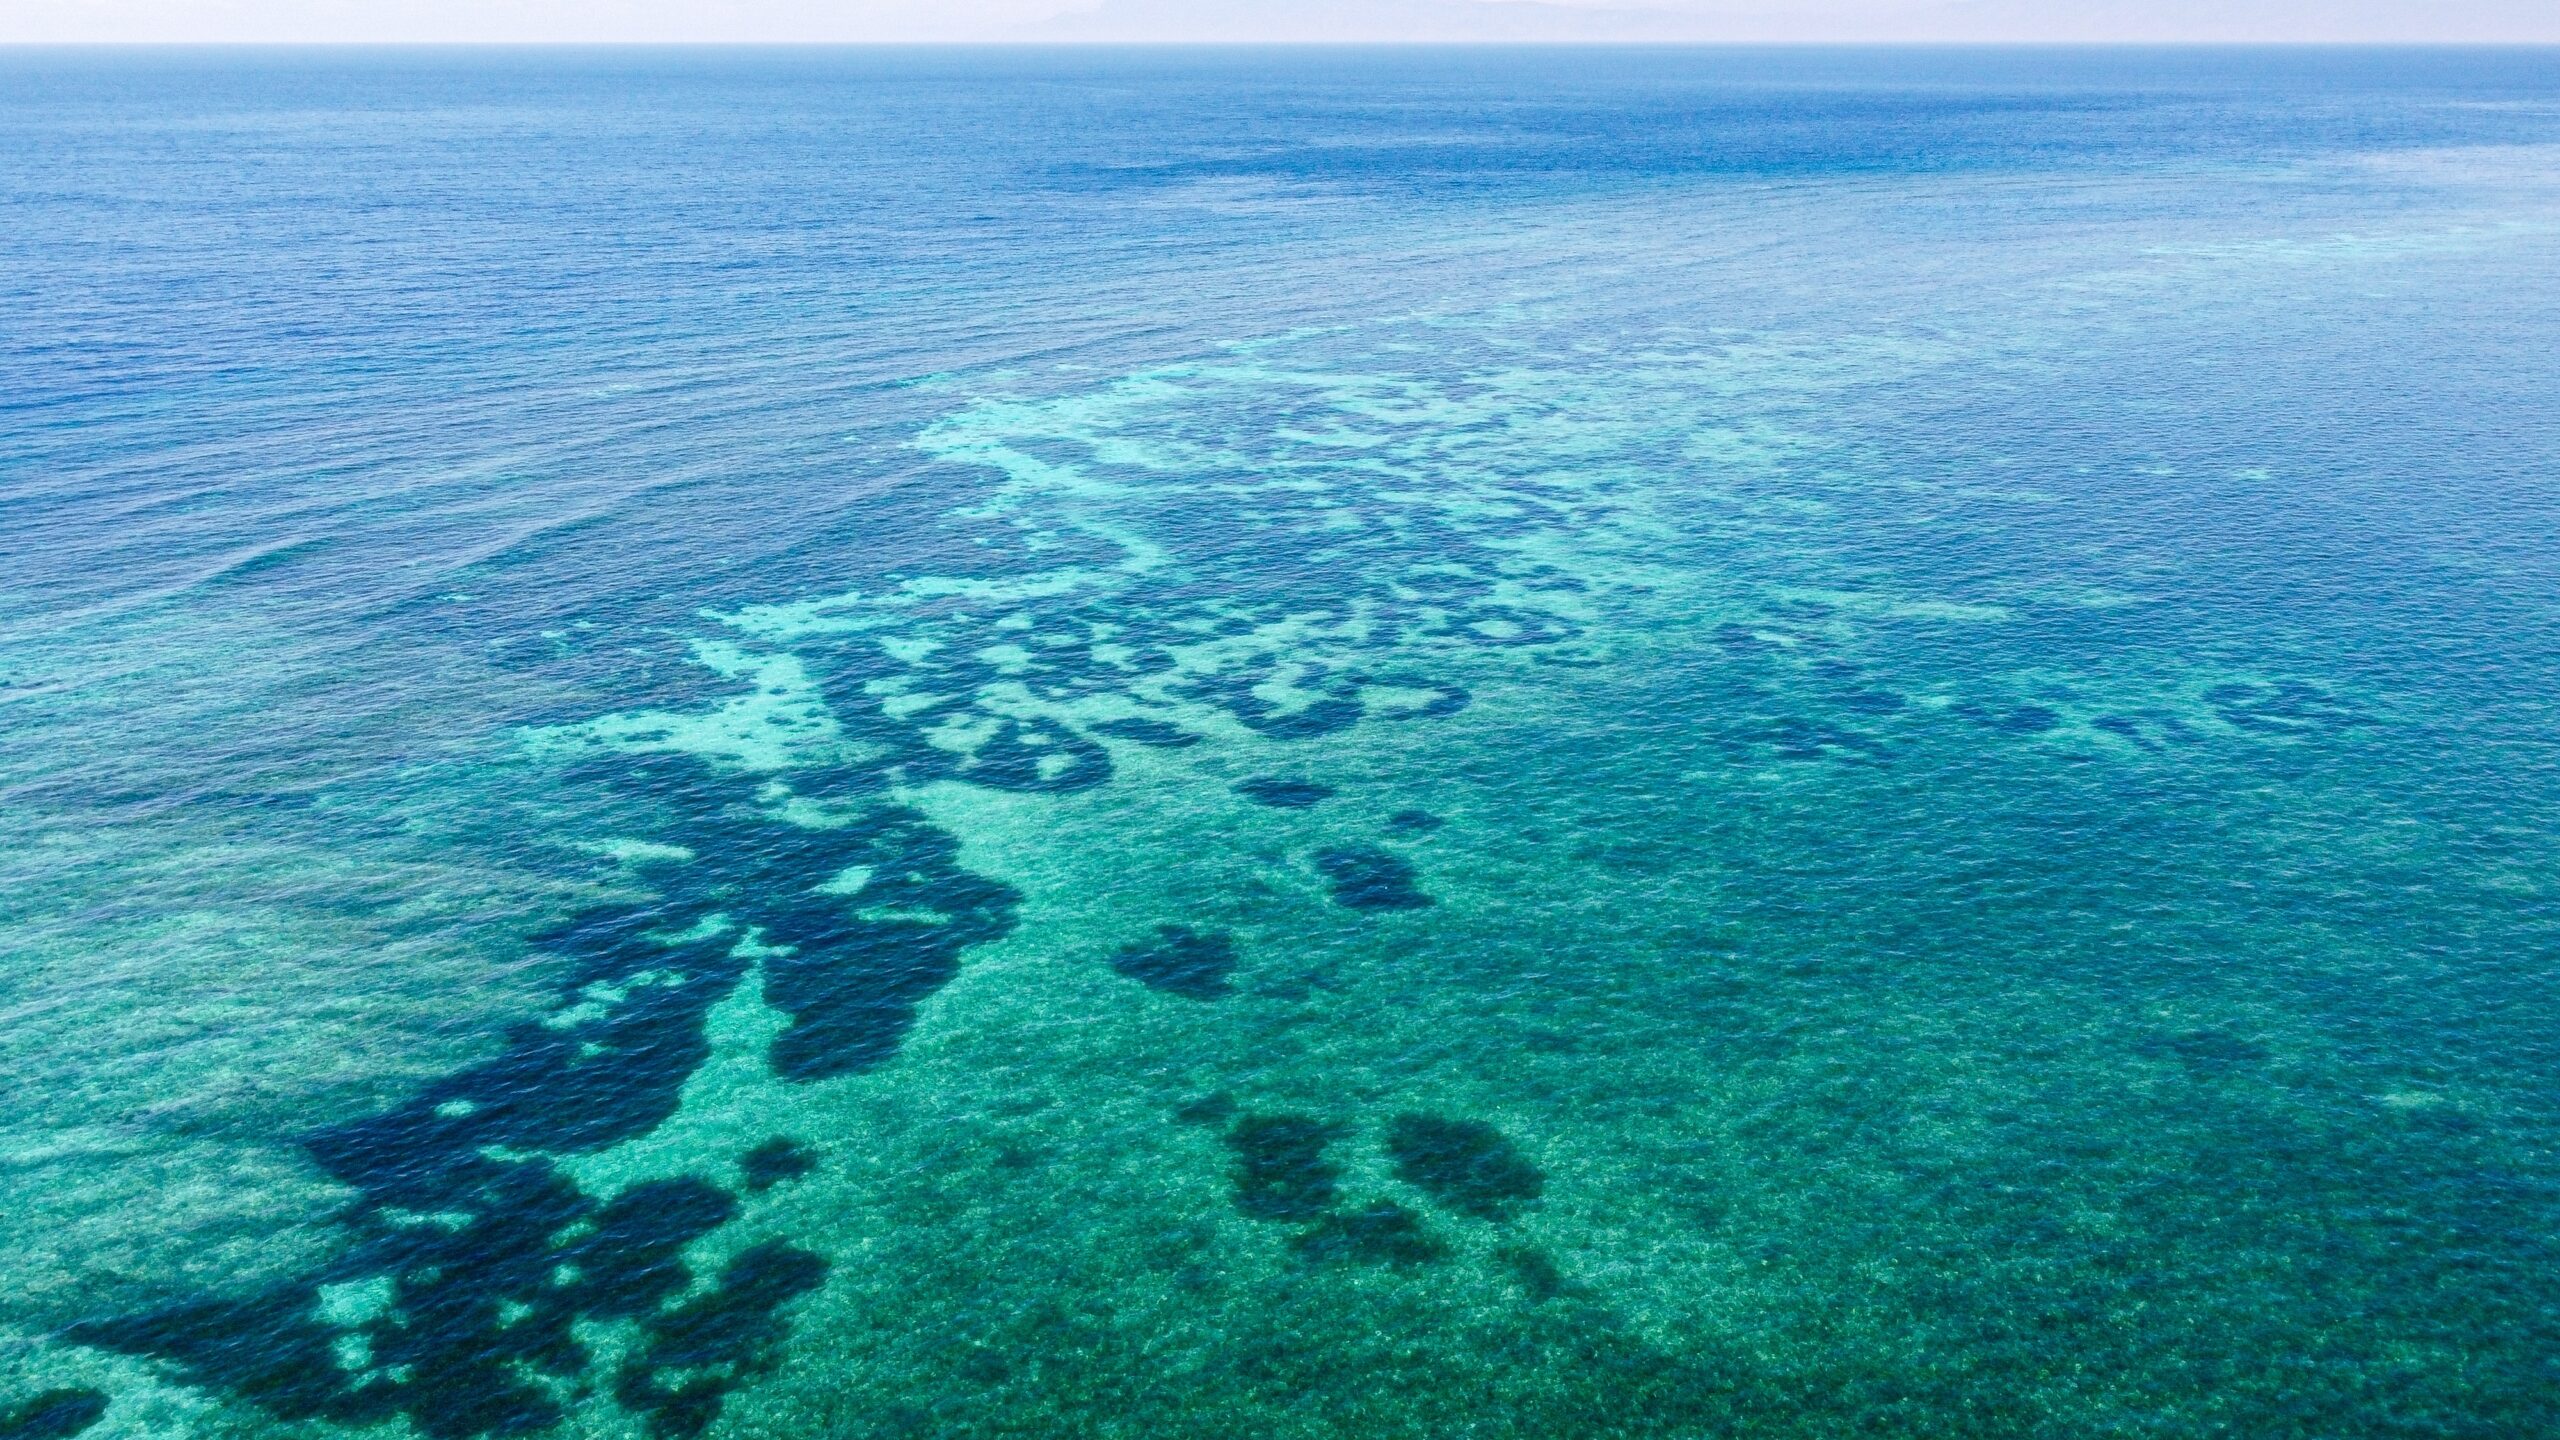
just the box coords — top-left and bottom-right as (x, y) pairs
(3, 45), (2559, 1440)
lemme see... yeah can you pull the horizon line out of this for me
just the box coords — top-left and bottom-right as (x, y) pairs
(8, 39), (2560, 48)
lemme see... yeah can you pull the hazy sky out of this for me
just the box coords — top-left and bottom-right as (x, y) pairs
(7, 0), (2557, 45)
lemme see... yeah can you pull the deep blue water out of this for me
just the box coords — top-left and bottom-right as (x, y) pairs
(4, 46), (2560, 1440)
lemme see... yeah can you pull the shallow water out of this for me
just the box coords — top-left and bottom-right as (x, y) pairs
(4, 44), (2560, 1440)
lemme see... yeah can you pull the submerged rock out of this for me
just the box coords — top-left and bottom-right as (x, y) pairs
(742, 1137), (819, 1192)
(0, 1390), (107, 1440)
(1386, 1114), (1544, 1220)
(1235, 777), (1335, 809)
(1227, 1115), (1343, 1223)
(1090, 716), (1203, 749)
(1290, 1201), (1446, 1267)
(1313, 845), (1431, 911)
(1496, 1244), (1572, 1301)
(1176, 1092), (1238, 1127)
(1110, 925), (1238, 1000)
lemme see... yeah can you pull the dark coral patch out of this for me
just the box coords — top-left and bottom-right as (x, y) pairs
(1450, 606), (1580, 648)
(224, 931), (771, 1435)
(1176, 1092), (1238, 1128)
(662, 813), (877, 906)
(954, 716), (1113, 794)
(1194, 670), (1364, 741)
(1394, 565), (1495, 602)
(1313, 845), (1431, 911)
(396, 1362), (561, 1440)
(354, 1171), (599, 1419)
(0, 1390), (107, 1440)
(643, 1242), (829, 1370)
(1386, 1115), (1544, 1221)
(1713, 622), (1787, 655)
(2092, 714), (2156, 749)
(572, 1179), (738, 1319)
(1235, 777), (1334, 809)
(525, 901), (699, 987)
(1767, 715), (1887, 763)
(1109, 925), (1237, 1000)
(1497, 1245), (1572, 1301)
(74, 1170), (758, 1440)
(560, 749), (744, 831)
(67, 1290), (392, 1429)
(1383, 808), (1444, 835)
(1250, 697), (1363, 740)
(1411, 685), (1470, 719)
(742, 1138), (818, 1193)
(70, 754), (1007, 1439)
(753, 811), (1021, 1082)
(762, 911), (967, 1081)
(1227, 1115), (1343, 1223)
(1090, 717), (1203, 749)
(260, 870), (788, 1433)
(1290, 1201), (1446, 1267)
(615, 1242), (830, 1440)
(2205, 680), (2369, 736)
(779, 764), (893, 804)
(2138, 1028), (2270, 1076)
(1360, 672), (1472, 720)
(304, 942), (742, 1207)
(63, 725), (1012, 1440)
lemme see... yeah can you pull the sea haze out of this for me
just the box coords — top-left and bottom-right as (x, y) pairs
(3, 44), (2558, 1440)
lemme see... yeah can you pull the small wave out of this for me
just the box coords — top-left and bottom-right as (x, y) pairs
(190, 533), (336, 589)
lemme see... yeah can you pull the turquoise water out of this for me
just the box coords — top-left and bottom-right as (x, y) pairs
(4, 44), (2560, 1440)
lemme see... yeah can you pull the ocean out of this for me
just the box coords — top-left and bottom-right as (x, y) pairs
(3, 44), (2558, 1440)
